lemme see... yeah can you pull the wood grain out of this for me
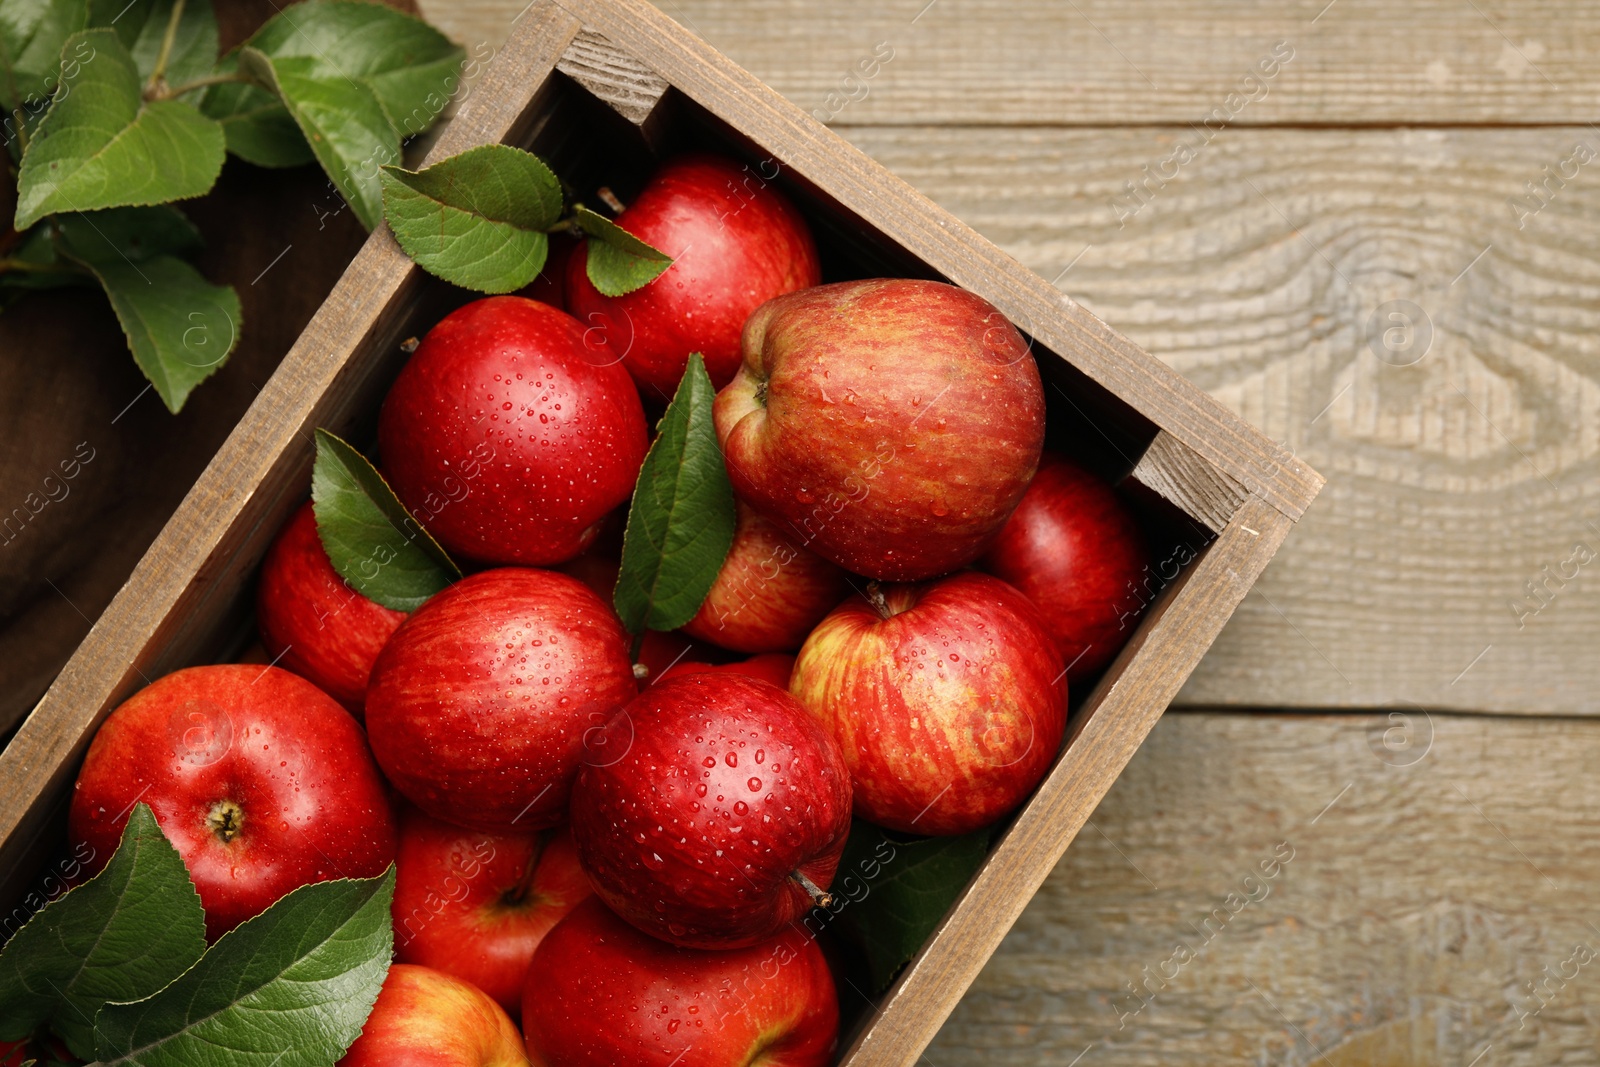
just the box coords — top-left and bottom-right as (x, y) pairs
(825, 123), (1600, 716)
(422, 0), (1600, 126)
(927, 710), (1600, 1066)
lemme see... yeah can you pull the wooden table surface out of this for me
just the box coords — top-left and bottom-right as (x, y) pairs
(416, 3), (1600, 1061)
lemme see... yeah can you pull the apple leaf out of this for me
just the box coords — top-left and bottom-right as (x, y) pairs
(83, 254), (240, 413)
(0, 805), (205, 1059)
(56, 204), (203, 263)
(13, 29), (225, 229)
(379, 145), (563, 294)
(0, 0), (88, 111)
(233, 1), (464, 229)
(614, 352), (736, 633)
(238, 0), (463, 139)
(311, 428), (460, 612)
(832, 821), (992, 993)
(575, 204), (673, 297)
(198, 53), (312, 168)
(92, 868), (395, 1067)
(116, 0), (218, 91)
(239, 48), (396, 231)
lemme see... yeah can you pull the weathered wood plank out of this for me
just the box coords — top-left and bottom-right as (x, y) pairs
(928, 710), (1600, 1066)
(830, 123), (1600, 715)
(420, 0), (1600, 126)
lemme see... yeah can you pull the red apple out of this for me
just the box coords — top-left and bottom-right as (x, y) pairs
(521, 897), (838, 1067)
(69, 664), (396, 938)
(979, 452), (1151, 682)
(339, 963), (529, 1067)
(378, 295), (648, 568)
(365, 569), (637, 833)
(680, 501), (849, 653)
(565, 154), (821, 401)
(256, 500), (407, 712)
(568, 674), (851, 948)
(659, 653), (796, 690)
(790, 571), (1065, 836)
(392, 807), (593, 1016)
(715, 278), (1046, 581)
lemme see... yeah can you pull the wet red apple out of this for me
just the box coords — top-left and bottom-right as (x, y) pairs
(378, 296), (647, 568)
(791, 571), (1066, 835)
(392, 807), (592, 1016)
(522, 898), (837, 1067)
(69, 664), (396, 938)
(979, 452), (1151, 682)
(715, 278), (1045, 580)
(680, 501), (849, 654)
(365, 569), (637, 833)
(565, 154), (820, 401)
(568, 674), (851, 948)
(256, 500), (406, 712)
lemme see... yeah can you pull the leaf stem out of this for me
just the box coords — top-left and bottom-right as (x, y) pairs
(147, 0), (188, 92)
(160, 71), (255, 99)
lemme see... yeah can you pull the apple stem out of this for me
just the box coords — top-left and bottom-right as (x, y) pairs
(792, 870), (834, 909)
(597, 186), (626, 214)
(865, 582), (892, 621)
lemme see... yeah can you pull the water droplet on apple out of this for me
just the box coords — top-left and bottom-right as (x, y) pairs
(725, 752), (738, 767)
(702, 756), (716, 768)
(733, 801), (749, 816)
(747, 777), (762, 792)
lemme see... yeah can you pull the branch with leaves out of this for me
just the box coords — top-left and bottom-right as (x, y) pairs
(0, 0), (464, 412)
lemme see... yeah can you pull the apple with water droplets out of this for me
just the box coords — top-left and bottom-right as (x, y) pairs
(714, 277), (1046, 581)
(256, 500), (406, 713)
(378, 295), (648, 568)
(521, 897), (838, 1067)
(791, 571), (1066, 836)
(979, 451), (1151, 683)
(365, 568), (638, 833)
(69, 664), (396, 939)
(392, 806), (593, 1017)
(568, 673), (851, 949)
(565, 153), (821, 402)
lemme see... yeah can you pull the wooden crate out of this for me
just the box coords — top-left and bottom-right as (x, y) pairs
(0, 2), (1323, 1064)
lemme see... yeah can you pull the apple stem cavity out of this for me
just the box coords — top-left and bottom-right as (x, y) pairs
(206, 798), (245, 843)
(791, 869), (834, 909)
(597, 186), (627, 214)
(865, 582), (893, 621)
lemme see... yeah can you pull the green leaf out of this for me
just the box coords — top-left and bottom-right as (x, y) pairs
(232, 1), (463, 226)
(379, 145), (563, 294)
(0, 223), (86, 290)
(198, 53), (311, 168)
(240, 48), (395, 230)
(93, 868), (396, 1067)
(240, 0), (462, 139)
(86, 254), (240, 412)
(0, 805), (204, 1059)
(13, 29), (225, 229)
(614, 353), (736, 633)
(0, 0), (88, 111)
(57, 204), (202, 263)
(116, 0), (218, 90)
(575, 204), (673, 297)
(311, 428), (460, 612)
(832, 821), (992, 993)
